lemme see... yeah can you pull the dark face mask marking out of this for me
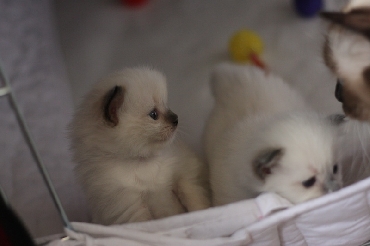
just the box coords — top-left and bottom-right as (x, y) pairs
(335, 80), (343, 103)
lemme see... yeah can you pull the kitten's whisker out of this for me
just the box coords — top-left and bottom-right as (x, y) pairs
(357, 122), (370, 163)
(176, 126), (191, 138)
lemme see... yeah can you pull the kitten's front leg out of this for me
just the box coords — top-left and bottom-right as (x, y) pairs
(147, 189), (186, 219)
(95, 189), (154, 224)
(126, 205), (153, 223)
(176, 178), (211, 212)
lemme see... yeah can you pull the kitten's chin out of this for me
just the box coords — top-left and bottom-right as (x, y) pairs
(153, 127), (177, 143)
(281, 192), (324, 205)
(342, 101), (370, 121)
(147, 129), (177, 153)
(346, 111), (370, 122)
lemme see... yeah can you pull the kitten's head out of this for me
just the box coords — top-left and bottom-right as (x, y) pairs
(321, 2), (370, 121)
(251, 114), (342, 204)
(70, 67), (178, 159)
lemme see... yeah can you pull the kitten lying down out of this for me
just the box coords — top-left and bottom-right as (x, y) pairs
(69, 67), (210, 225)
(204, 64), (342, 206)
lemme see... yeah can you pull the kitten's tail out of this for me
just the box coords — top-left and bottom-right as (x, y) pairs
(211, 63), (249, 107)
(210, 63), (309, 116)
(210, 63), (268, 118)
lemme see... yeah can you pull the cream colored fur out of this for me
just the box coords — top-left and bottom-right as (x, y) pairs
(204, 64), (342, 206)
(69, 67), (209, 225)
(335, 119), (370, 186)
(322, 0), (370, 186)
(323, 0), (370, 120)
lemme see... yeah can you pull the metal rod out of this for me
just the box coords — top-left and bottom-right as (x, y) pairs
(0, 62), (74, 231)
(0, 86), (10, 96)
(0, 185), (8, 205)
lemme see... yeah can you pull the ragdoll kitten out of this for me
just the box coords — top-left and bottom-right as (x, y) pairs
(321, 0), (370, 186)
(69, 67), (210, 225)
(321, 0), (370, 121)
(204, 64), (342, 206)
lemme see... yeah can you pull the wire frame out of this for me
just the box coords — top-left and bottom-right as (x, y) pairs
(0, 60), (74, 232)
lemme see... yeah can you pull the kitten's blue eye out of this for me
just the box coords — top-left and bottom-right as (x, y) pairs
(333, 164), (338, 174)
(302, 176), (316, 188)
(149, 109), (158, 120)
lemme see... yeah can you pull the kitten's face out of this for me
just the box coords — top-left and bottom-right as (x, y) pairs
(322, 5), (370, 121)
(261, 150), (341, 204)
(253, 115), (342, 204)
(99, 68), (178, 157)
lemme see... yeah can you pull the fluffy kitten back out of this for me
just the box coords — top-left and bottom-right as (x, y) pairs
(210, 63), (310, 118)
(205, 64), (310, 158)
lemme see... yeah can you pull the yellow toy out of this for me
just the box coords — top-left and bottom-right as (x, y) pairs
(228, 29), (266, 69)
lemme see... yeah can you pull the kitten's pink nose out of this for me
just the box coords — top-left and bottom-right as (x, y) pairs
(323, 179), (341, 193)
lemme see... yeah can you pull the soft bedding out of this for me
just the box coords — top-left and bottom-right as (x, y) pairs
(46, 177), (370, 245)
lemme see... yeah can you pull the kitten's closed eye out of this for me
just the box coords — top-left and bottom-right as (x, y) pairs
(302, 176), (316, 188)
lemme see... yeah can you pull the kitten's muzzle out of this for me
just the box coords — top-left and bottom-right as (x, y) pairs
(323, 177), (341, 193)
(335, 80), (343, 103)
(166, 110), (178, 127)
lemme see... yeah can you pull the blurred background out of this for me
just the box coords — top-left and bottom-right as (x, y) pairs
(0, 0), (348, 241)
(55, 0), (347, 153)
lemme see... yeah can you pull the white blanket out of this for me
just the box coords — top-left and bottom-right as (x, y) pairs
(46, 177), (370, 246)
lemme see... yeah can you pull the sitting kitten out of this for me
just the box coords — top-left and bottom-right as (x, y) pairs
(321, 0), (370, 121)
(69, 67), (210, 225)
(321, 0), (370, 186)
(204, 64), (342, 206)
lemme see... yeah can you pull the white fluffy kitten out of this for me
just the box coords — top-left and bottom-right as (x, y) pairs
(69, 67), (210, 225)
(204, 64), (342, 206)
(321, 0), (370, 185)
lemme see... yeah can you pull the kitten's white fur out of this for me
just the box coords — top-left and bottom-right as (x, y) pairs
(204, 64), (342, 206)
(323, 0), (370, 119)
(327, 20), (370, 87)
(322, 0), (370, 186)
(69, 67), (209, 225)
(336, 119), (370, 186)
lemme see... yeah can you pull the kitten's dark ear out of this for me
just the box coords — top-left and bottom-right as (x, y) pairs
(321, 9), (370, 38)
(253, 148), (284, 180)
(103, 86), (124, 126)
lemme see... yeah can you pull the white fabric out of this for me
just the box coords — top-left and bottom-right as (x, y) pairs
(47, 193), (291, 245)
(47, 178), (370, 245)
